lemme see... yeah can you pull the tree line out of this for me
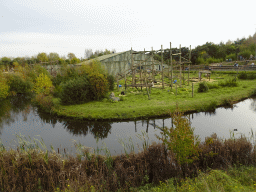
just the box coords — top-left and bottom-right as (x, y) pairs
(154, 33), (256, 65)
(0, 48), (116, 70)
(1, 33), (256, 69)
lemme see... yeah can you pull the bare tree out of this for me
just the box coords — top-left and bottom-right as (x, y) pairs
(84, 49), (93, 59)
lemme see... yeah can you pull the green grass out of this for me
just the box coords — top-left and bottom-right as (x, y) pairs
(129, 166), (256, 192)
(51, 71), (256, 120)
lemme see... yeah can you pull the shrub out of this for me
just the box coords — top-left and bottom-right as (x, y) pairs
(87, 73), (109, 100)
(225, 53), (236, 61)
(238, 50), (251, 59)
(247, 74), (256, 80)
(80, 60), (109, 100)
(6, 74), (33, 94)
(107, 74), (115, 91)
(196, 57), (205, 64)
(218, 78), (238, 87)
(60, 77), (90, 105)
(32, 93), (54, 112)
(155, 110), (200, 177)
(206, 82), (219, 89)
(33, 73), (54, 95)
(0, 74), (9, 100)
(238, 72), (248, 80)
(198, 82), (209, 93)
(52, 65), (80, 87)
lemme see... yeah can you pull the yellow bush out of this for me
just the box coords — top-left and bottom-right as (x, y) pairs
(0, 74), (9, 99)
(33, 73), (54, 95)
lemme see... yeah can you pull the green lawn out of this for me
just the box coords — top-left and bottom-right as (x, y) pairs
(129, 165), (256, 192)
(51, 71), (256, 120)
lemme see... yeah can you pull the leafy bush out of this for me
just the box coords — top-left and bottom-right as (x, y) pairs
(238, 72), (256, 80)
(87, 73), (109, 100)
(247, 74), (256, 80)
(196, 57), (205, 64)
(155, 110), (200, 176)
(0, 74), (9, 100)
(206, 57), (223, 64)
(238, 50), (251, 59)
(6, 74), (33, 94)
(206, 82), (219, 89)
(198, 81), (209, 92)
(52, 66), (80, 87)
(80, 60), (109, 100)
(225, 53), (236, 61)
(32, 93), (54, 112)
(33, 73), (54, 95)
(60, 76), (90, 105)
(107, 74), (115, 91)
(238, 72), (247, 80)
(218, 78), (238, 87)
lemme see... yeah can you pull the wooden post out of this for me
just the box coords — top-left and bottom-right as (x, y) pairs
(145, 78), (150, 100)
(179, 44), (182, 87)
(125, 72), (127, 91)
(131, 47), (135, 85)
(170, 42), (173, 90)
(117, 78), (119, 91)
(161, 45), (164, 89)
(192, 83), (194, 98)
(188, 64), (190, 86)
(152, 47), (154, 82)
(144, 48), (146, 75)
(183, 63), (185, 85)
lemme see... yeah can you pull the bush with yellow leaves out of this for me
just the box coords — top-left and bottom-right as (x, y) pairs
(33, 73), (54, 95)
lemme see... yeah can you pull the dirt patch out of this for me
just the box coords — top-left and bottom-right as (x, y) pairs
(189, 78), (217, 83)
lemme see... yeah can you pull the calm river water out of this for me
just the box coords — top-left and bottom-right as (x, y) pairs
(0, 94), (256, 157)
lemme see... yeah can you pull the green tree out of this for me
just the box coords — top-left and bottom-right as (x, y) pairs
(33, 73), (54, 95)
(67, 53), (76, 60)
(37, 53), (48, 62)
(48, 52), (60, 62)
(0, 73), (10, 99)
(70, 57), (80, 64)
(155, 110), (200, 178)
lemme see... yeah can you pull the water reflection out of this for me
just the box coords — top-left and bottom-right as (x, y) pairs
(250, 98), (256, 112)
(0, 95), (256, 156)
(0, 94), (34, 132)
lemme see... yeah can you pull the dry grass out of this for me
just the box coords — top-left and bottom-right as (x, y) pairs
(0, 126), (255, 191)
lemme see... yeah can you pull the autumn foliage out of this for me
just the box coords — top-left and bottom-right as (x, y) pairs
(59, 59), (109, 105)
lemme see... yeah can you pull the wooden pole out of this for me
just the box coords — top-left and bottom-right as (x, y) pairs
(179, 44), (182, 87)
(192, 83), (194, 98)
(131, 47), (135, 85)
(183, 64), (185, 85)
(189, 45), (191, 62)
(161, 45), (164, 89)
(144, 48), (146, 75)
(117, 77), (119, 91)
(175, 83), (177, 96)
(188, 64), (190, 86)
(145, 78), (150, 100)
(152, 47), (154, 82)
(170, 42), (173, 90)
(125, 72), (127, 91)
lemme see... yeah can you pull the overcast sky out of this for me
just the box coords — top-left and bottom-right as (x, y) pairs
(1, 0), (256, 59)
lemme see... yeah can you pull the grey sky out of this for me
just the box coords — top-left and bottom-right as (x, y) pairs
(1, 0), (256, 59)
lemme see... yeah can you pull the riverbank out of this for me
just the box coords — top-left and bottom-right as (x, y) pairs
(50, 72), (256, 121)
(1, 129), (255, 192)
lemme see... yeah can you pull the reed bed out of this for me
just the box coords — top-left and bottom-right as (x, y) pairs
(0, 123), (255, 191)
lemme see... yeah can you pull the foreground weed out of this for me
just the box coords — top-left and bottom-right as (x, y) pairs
(155, 108), (200, 178)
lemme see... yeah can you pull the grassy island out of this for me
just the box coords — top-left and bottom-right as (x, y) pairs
(50, 70), (256, 121)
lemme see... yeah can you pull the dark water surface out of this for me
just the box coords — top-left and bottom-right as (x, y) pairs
(1, 94), (256, 157)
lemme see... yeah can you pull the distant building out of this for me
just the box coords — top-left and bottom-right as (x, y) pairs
(78, 50), (168, 76)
